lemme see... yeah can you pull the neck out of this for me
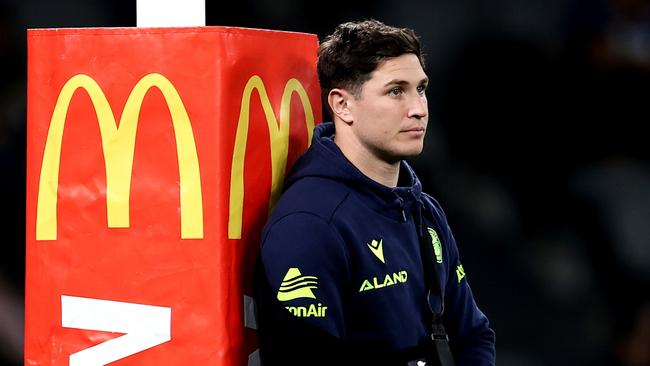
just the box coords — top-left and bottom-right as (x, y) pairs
(334, 133), (401, 188)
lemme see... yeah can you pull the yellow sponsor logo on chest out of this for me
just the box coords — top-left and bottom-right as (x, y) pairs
(359, 270), (408, 292)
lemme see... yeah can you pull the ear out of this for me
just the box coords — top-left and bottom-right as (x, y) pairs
(327, 88), (354, 124)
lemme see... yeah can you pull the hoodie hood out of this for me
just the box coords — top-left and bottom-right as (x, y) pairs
(285, 122), (424, 220)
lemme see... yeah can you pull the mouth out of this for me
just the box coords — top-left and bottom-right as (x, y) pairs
(401, 126), (426, 133)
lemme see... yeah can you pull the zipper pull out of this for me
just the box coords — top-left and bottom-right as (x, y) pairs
(401, 209), (407, 222)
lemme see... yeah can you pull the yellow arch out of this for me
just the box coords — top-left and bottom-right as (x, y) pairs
(228, 75), (314, 239)
(36, 73), (203, 240)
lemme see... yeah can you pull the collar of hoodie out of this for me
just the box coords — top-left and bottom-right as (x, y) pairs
(285, 122), (426, 223)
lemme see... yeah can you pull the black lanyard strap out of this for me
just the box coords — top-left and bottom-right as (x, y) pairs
(415, 202), (456, 366)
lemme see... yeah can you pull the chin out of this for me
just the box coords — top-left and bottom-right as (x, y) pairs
(391, 146), (424, 161)
(403, 143), (425, 157)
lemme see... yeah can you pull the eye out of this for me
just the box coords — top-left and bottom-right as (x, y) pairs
(388, 87), (402, 96)
(417, 84), (427, 95)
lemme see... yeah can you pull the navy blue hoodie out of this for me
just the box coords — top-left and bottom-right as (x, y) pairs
(255, 122), (495, 365)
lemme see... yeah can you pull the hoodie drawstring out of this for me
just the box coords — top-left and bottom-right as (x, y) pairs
(392, 196), (407, 222)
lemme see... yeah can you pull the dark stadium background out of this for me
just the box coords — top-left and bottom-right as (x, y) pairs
(1, 0), (649, 365)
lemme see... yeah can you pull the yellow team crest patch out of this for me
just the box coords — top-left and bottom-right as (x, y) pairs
(427, 227), (443, 263)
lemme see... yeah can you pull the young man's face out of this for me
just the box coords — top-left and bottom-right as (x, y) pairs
(348, 53), (429, 163)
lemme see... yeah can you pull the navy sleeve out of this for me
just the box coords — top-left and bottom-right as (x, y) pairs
(442, 225), (496, 365)
(255, 212), (352, 365)
(422, 194), (496, 365)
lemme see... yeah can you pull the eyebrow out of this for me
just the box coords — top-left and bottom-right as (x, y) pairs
(383, 77), (429, 87)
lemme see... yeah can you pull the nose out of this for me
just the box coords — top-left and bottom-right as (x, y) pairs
(407, 93), (428, 119)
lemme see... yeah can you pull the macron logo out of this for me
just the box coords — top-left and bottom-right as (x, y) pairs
(367, 239), (385, 264)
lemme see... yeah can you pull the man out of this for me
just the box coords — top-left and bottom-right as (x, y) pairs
(255, 19), (495, 365)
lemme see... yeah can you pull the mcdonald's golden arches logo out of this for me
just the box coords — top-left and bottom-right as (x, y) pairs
(227, 75), (315, 239)
(36, 73), (314, 241)
(36, 73), (204, 240)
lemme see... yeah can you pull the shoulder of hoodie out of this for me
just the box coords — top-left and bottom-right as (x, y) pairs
(265, 176), (352, 231)
(420, 192), (448, 225)
(420, 192), (456, 243)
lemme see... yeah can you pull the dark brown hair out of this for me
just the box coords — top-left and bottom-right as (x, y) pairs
(317, 19), (424, 99)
